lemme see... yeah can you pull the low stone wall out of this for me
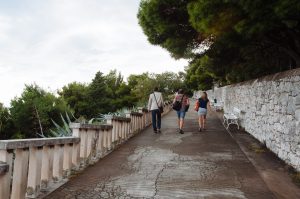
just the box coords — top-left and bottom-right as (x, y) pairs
(206, 68), (300, 171)
(0, 102), (173, 199)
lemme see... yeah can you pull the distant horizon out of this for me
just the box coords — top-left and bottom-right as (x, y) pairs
(0, 0), (188, 106)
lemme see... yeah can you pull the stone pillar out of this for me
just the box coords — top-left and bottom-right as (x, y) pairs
(63, 143), (73, 177)
(52, 145), (64, 182)
(72, 142), (80, 169)
(86, 129), (96, 160)
(0, 150), (13, 199)
(103, 128), (108, 150)
(107, 129), (112, 150)
(41, 145), (54, 190)
(106, 118), (115, 146)
(26, 147), (43, 198)
(79, 130), (88, 163)
(11, 148), (29, 199)
(96, 130), (104, 157)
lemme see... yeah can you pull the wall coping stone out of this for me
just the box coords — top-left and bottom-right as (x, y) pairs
(130, 112), (143, 117)
(70, 123), (113, 130)
(223, 68), (300, 87)
(0, 137), (80, 150)
(112, 116), (131, 122)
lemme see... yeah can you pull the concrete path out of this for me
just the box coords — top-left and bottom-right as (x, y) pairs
(44, 110), (276, 199)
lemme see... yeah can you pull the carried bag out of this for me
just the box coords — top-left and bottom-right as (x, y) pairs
(173, 95), (184, 111)
(153, 92), (164, 113)
(185, 104), (190, 112)
(194, 100), (199, 111)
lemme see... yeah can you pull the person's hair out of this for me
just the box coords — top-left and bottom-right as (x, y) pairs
(178, 89), (184, 94)
(202, 92), (208, 100)
(154, 87), (159, 92)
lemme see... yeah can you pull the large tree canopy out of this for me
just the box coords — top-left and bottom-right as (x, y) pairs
(138, 0), (300, 88)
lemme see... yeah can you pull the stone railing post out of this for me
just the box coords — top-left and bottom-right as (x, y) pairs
(27, 146), (43, 197)
(0, 149), (12, 199)
(12, 148), (29, 199)
(41, 145), (54, 190)
(52, 144), (64, 182)
(63, 143), (73, 177)
(0, 137), (80, 199)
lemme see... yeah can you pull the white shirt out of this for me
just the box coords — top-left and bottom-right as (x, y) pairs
(148, 92), (164, 111)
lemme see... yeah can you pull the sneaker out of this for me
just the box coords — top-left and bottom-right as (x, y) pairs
(199, 128), (202, 132)
(153, 129), (158, 133)
(179, 129), (184, 134)
(157, 129), (161, 133)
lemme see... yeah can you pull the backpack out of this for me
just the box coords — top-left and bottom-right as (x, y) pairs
(172, 95), (184, 111)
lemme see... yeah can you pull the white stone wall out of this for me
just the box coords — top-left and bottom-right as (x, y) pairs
(206, 69), (300, 171)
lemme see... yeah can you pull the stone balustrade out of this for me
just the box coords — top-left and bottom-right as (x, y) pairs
(0, 102), (173, 199)
(0, 101), (174, 199)
(0, 137), (80, 199)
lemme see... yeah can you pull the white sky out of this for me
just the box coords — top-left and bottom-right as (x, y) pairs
(0, 0), (188, 106)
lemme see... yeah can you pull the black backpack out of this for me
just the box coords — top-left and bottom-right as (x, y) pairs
(172, 95), (184, 111)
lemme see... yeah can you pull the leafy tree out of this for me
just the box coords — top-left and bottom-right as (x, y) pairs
(185, 55), (215, 90)
(58, 82), (90, 118)
(138, 0), (300, 87)
(138, 0), (199, 59)
(128, 72), (185, 103)
(87, 72), (112, 116)
(10, 84), (72, 138)
(0, 103), (15, 139)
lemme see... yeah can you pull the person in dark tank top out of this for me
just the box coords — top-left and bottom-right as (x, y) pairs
(197, 92), (210, 132)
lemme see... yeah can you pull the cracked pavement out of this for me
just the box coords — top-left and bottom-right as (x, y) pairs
(44, 110), (276, 199)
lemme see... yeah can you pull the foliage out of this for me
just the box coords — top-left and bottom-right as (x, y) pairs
(128, 71), (185, 103)
(138, 0), (300, 87)
(138, 0), (199, 59)
(2, 70), (183, 139)
(49, 113), (74, 137)
(58, 82), (90, 118)
(9, 84), (72, 138)
(0, 103), (15, 139)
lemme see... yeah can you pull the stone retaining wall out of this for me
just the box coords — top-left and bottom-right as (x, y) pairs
(206, 68), (300, 171)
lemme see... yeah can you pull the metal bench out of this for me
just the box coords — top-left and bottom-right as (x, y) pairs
(223, 107), (241, 129)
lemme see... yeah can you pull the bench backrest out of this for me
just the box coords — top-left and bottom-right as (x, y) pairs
(233, 107), (241, 115)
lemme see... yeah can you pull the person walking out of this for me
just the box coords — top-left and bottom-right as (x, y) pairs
(148, 87), (164, 133)
(173, 89), (190, 134)
(196, 92), (210, 132)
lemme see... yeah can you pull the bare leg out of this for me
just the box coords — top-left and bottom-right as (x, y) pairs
(198, 117), (201, 128)
(178, 119), (180, 129)
(201, 116), (205, 130)
(180, 118), (184, 130)
(203, 116), (206, 130)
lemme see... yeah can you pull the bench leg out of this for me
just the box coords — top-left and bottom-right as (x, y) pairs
(223, 116), (227, 126)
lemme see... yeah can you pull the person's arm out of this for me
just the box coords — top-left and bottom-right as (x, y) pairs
(207, 100), (211, 111)
(173, 95), (177, 103)
(148, 94), (152, 110)
(186, 98), (190, 105)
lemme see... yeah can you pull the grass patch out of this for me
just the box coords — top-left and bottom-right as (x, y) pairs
(249, 143), (266, 153)
(292, 172), (300, 185)
(288, 166), (300, 186)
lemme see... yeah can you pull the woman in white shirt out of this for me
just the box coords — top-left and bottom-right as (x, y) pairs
(148, 87), (164, 133)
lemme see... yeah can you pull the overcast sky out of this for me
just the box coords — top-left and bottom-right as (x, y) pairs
(0, 0), (187, 106)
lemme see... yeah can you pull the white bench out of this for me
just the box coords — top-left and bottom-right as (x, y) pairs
(223, 107), (241, 129)
(211, 101), (223, 111)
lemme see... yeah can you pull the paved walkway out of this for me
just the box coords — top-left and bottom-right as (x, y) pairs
(44, 110), (276, 199)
